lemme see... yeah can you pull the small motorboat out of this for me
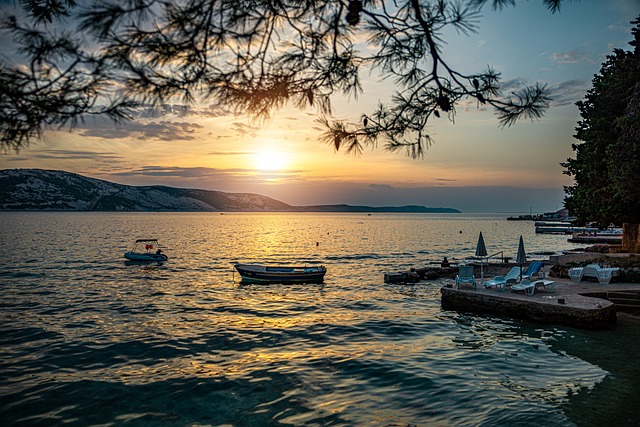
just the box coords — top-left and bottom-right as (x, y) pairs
(234, 263), (326, 284)
(124, 239), (168, 262)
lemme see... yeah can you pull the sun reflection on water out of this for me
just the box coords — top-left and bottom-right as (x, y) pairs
(1, 212), (630, 426)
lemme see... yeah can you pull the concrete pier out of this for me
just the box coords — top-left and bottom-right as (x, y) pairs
(441, 284), (617, 329)
(393, 259), (640, 329)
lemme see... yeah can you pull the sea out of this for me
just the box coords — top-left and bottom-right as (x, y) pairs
(1, 212), (640, 427)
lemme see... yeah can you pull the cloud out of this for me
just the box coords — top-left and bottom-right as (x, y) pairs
(230, 122), (260, 136)
(548, 79), (590, 107)
(2, 155), (32, 162)
(66, 102), (238, 141)
(106, 165), (307, 191)
(208, 151), (256, 156)
(500, 78), (530, 92)
(368, 183), (394, 191)
(78, 119), (204, 141)
(126, 103), (232, 119)
(551, 49), (590, 64)
(31, 150), (124, 161)
(111, 166), (250, 178)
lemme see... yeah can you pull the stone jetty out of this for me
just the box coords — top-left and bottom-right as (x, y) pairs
(440, 281), (617, 329)
(386, 257), (640, 329)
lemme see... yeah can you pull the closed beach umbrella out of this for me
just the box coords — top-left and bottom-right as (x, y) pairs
(516, 235), (526, 280)
(475, 232), (488, 279)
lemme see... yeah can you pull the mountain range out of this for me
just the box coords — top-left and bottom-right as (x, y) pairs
(0, 169), (460, 213)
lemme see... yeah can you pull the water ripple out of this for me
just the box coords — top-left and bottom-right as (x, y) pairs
(0, 212), (635, 426)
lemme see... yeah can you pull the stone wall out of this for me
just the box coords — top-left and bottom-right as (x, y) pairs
(440, 286), (617, 329)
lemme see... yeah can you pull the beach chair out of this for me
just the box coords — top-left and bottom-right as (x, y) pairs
(596, 267), (620, 284)
(505, 266), (522, 285)
(510, 279), (535, 295)
(568, 267), (584, 282)
(484, 275), (507, 291)
(534, 279), (555, 293)
(522, 261), (544, 280)
(484, 266), (520, 291)
(581, 264), (601, 281)
(455, 265), (476, 289)
(511, 279), (555, 295)
(569, 263), (620, 284)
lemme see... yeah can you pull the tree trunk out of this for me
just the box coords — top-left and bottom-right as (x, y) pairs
(622, 223), (640, 253)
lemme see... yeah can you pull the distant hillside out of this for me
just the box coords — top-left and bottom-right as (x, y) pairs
(0, 169), (460, 213)
(293, 204), (460, 213)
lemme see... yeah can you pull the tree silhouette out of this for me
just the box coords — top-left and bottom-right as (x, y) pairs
(562, 17), (640, 228)
(1, 0), (562, 154)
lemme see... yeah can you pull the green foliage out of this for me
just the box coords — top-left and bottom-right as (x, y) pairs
(1, 0), (558, 155)
(562, 17), (640, 227)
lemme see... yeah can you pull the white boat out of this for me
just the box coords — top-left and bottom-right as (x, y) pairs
(234, 263), (326, 284)
(124, 239), (168, 262)
(535, 225), (598, 235)
(567, 229), (623, 244)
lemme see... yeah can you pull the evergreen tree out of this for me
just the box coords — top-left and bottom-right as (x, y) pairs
(563, 17), (640, 228)
(0, 0), (562, 154)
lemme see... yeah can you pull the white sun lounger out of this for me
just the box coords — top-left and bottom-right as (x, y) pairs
(568, 263), (620, 284)
(596, 267), (620, 284)
(510, 279), (555, 295)
(568, 267), (584, 282)
(484, 266), (520, 291)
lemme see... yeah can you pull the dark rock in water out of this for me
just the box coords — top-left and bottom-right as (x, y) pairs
(384, 266), (456, 284)
(533, 251), (556, 256)
(384, 271), (420, 284)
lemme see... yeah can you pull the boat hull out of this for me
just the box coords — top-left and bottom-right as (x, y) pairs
(124, 252), (168, 262)
(234, 264), (326, 284)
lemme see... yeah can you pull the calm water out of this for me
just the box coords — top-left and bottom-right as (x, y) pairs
(1, 212), (640, 426)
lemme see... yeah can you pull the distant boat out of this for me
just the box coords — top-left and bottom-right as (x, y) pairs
(124, 239), (168, 262)
(568, 228), (623, 244)
(508, 209), (575, 222)
(234, 263), (326, 284)
(536, 226), (598, 235)
(507, 214), (541, 221)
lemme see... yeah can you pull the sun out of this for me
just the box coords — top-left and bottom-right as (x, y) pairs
(254, 151), (288, 171)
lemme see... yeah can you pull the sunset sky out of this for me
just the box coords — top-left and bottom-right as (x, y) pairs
(1, 1), (639, 213)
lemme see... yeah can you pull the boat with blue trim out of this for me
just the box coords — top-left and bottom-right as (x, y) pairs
(124, 239), (168, 262)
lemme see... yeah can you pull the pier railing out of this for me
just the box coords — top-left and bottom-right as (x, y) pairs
(486, 251), (506, 263)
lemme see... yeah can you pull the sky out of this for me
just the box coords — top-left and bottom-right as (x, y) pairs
(1, 0), (639, 213)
